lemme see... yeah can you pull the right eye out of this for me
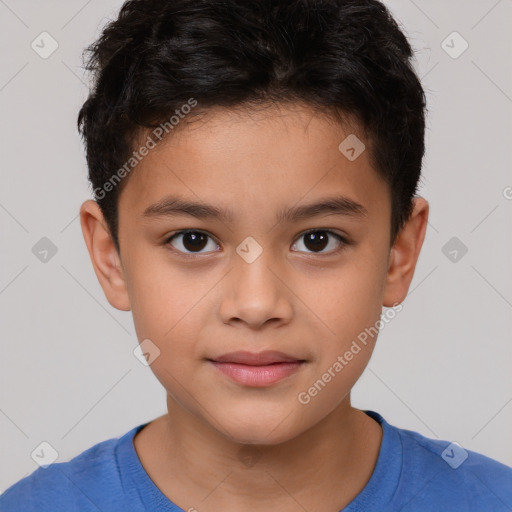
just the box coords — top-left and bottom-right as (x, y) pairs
(165, 230), (220, 254)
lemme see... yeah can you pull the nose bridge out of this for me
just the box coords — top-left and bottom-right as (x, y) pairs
(219, 239), (292, 328)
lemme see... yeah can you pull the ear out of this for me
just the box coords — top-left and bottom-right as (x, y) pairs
(79, 199), (131, 311)
(382, 197), (429, 307)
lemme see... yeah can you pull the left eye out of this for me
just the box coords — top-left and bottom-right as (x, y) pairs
(291, 230), (345, 254)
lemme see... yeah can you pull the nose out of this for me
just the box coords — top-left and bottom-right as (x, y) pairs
(218, 247), (293, 330)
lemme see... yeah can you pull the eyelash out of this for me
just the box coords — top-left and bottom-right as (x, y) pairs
(163, 229), (349, 256)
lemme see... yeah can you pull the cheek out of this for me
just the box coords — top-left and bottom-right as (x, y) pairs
(297, 258), (385, 346)
(125, 255), (216, 378)
(123, 247), (196, 335)
(130, 286), (201, 357)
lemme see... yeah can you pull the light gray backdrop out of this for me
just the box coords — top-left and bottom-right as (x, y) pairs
(1, 0), (511, 493)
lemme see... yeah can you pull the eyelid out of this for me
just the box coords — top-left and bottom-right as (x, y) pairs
(291, 229), (348, 254)
(294, 228), (348, 242)
(165, 228), (218, 243)
(164, 229), (221, 253)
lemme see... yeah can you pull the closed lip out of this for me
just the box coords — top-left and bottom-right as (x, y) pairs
(208, 350), (305, 366)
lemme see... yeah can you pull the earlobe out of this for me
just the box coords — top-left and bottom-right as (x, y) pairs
(382, 197), (429, 307)
(79, 199), (131, 311)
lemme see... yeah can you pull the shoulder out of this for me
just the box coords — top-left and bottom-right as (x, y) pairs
(394, 423), (512, 511)
(0, 425), (142, 512)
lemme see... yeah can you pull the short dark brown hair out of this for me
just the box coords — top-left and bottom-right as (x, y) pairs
(78, 0), (426, 252)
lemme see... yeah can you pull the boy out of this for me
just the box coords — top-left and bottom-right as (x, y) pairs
(1, 0), (511, 510)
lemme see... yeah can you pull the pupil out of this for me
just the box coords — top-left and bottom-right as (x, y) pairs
(183, 232), (207, 252)
(305, 231), (328, 252)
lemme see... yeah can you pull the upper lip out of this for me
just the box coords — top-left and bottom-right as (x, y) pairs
(209, 350), (304, 366)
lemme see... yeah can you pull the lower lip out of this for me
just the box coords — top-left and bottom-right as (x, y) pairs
(209, 361), (304, 387)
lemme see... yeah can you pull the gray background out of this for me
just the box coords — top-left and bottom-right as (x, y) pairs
(1, 0), (511, 493)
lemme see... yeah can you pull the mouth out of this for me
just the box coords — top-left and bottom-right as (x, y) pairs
(207, 350), (306, 387)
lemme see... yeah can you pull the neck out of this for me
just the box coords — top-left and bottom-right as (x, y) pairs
(134, 395), (383, 512)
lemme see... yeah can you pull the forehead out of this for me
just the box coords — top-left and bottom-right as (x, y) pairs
(119, 104), (390, 226)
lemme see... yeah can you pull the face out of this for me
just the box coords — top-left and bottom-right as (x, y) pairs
(81, 103), (428, 445)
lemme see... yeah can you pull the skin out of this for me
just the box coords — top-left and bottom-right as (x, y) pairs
(80, 102), (429, 512)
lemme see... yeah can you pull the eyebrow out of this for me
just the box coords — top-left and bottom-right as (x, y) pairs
(142, 195), (368, 223)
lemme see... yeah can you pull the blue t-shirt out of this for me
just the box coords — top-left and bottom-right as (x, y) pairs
(1, 410), (511, 511)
